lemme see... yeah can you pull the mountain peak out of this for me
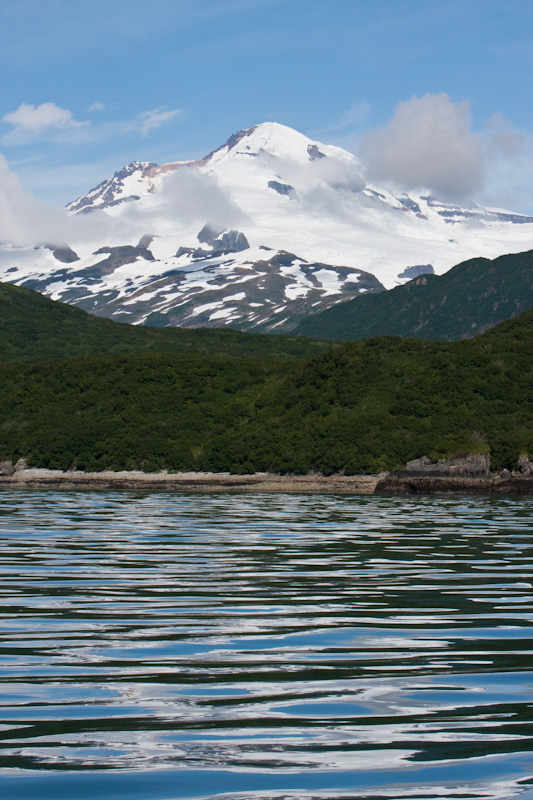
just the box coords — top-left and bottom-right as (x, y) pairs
(205, 121), (328, 165)
(39, 119), (533, 336)
(113, 161), (155, 179)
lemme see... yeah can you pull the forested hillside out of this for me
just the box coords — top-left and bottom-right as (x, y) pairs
(295, 250), (533, 341)
(0, 281), (331, 362)
(2, 305), (533, 475)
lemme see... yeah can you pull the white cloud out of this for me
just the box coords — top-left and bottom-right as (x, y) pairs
(0, 155), (132, 247)
(138, 107), (182, 136)
(155, 167), (247, 229)
(1, 102), (183, 146)
(359, 93), (484, 200)
(0, 153), (73, 245)
(0, 155), (245, 249)
(480, 114), (533, 213)
(1, 102), (89, 144)
(484, 112), (524, 158)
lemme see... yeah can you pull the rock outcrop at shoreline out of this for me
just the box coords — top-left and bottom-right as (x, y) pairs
(375, 453), (533, 495)
(396, 453), (491, 477)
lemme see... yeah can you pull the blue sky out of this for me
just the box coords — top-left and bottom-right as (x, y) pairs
(1, 0), (532, 211)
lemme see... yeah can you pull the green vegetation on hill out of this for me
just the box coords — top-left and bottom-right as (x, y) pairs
(294, 250), (533, 342)
(2, 305), (533, 475)
(0, 281), (331, 362)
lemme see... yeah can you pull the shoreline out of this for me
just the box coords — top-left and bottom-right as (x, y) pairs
(1, 467), (533, 494)
(0, 469), (383, 494)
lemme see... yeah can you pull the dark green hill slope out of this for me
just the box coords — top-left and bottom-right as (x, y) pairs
(0, 281), (331, 362)
(294, 250), (533, 341)
(2, 307), (533, 475)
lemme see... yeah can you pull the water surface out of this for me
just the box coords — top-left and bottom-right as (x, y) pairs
(0, 491), (532, 799)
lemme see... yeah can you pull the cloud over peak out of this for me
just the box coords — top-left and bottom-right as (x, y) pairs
(360, 93), (484, 200)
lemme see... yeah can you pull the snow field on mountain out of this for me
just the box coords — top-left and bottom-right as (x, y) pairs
(1, 121), (533, 331)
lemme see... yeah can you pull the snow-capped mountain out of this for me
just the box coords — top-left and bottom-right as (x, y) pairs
(1, 122), (533, 332)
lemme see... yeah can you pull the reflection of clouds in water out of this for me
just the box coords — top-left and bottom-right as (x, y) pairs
(208, 777), (533, 800)
(1, 493), (533, 791)
(8, 670), (521, 772)
(13, 728), (417, 772)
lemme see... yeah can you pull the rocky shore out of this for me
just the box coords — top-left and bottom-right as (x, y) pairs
(375, 453), (533, 495)
(0, 462), (381, 493)
(1, 455), (533, 494)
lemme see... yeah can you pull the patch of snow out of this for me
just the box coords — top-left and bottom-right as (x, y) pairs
(209, 307), (236, 320)
(315, 268), (345, 295)
(269, 317), (290, 329)
(285, 283), (312, 300)
(222, 291), (246, 302)
(190, 301), (224, 316)
(45, 281), (79, 299)
(344, 272), (361, 284)
(122, 289), (163, 305)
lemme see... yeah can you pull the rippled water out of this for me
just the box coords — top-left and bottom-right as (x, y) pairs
(0, 490), (532, 800)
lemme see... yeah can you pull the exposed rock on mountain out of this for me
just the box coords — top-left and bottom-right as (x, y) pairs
(397, 264), (434, 280)
(197, 225), (250, 254)
(43, 245), (80, 263)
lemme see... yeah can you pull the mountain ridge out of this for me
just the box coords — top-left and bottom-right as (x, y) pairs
(295, 249), (533, 341)
(2, 121), (533, 332)
(0, 279), (332, 363)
